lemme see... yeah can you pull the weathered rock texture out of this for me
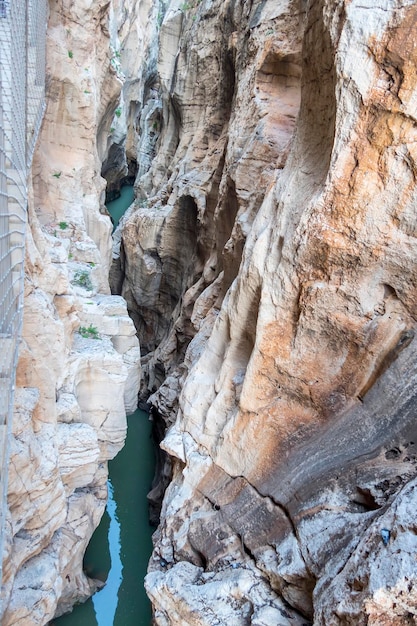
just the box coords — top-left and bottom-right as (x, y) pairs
(1, 0), (142, 623)
(3, 0), (417, 621)
(113, 0), (417, 623)
(101, 0), (161, 198)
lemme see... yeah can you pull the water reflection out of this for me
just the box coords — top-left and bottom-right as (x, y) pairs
(93, 481), (122, 623)
(52, 410), (154, 626)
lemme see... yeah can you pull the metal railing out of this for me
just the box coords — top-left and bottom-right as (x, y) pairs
(0, 0), (47, 595)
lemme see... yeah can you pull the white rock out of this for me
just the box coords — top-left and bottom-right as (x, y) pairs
(56, 423), (100, 494)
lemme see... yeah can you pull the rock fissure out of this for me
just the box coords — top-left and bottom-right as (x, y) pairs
(132, 1), (417, 624)
(4, 0), (417, 623)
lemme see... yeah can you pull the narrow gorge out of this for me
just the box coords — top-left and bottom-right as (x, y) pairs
(1, 0), (417, 625)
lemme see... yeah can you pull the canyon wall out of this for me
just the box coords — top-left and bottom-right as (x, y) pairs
(113, 0), (417, 624)
(3, 0), (417, 623)
(1, 0), (148, 623)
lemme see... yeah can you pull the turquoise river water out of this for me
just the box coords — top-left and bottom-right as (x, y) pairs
(52, 409), (155, 626)
(52, 188), (154, 625)
(106, 185), (135, 231)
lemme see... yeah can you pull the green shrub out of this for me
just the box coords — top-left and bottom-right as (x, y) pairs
(59, 221), (68, 230)
(72, 269), (93, 290)
(52, 171), (61, 178)
(78, 324), (101, 339)
(180, 0), (200, 10)
(115, 107), (122, 118)
(68, 50), (73, 59)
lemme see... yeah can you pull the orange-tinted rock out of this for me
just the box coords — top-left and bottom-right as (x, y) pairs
(135, 0), (417, 624)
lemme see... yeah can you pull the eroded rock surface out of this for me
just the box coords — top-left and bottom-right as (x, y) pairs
(4, 0), (417, 622)
(1, 0), (141, 623)
(111, 0), (417, 623)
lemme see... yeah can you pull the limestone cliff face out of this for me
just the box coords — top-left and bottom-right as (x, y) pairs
(1, 0), (141, 623)
(4, 0), (417, 622)
(120, 0), (302, 406)
(115, 0), (417, 623)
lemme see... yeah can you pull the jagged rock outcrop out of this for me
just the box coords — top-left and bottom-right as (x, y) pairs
(4, 0), (417, 621)
(101, 0), (161, 199)
(1, 0), (142, 623)
(112, 0), (417, 623)
(120, 0), (302, 405)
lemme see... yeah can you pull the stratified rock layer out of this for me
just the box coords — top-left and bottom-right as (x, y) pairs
(3, 0), (417, 622)
(115, 0), (417, 623)
(1, 0), (141, 623)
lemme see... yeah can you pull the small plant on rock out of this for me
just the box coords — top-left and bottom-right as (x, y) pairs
(110, 47), (123, 76)
(59, 221), (68, 230)
(180, 0), (200, 10)
(72, 269), (93, 290)
(78, 324), (101, 339)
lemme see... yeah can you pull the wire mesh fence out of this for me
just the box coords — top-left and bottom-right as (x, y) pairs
(0, 0), (47, 593)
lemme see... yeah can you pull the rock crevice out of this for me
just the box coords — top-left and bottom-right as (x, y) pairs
(112, 0), (417, 623)
(2, 0), (143, 623)
(5, 0), (417, 623)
